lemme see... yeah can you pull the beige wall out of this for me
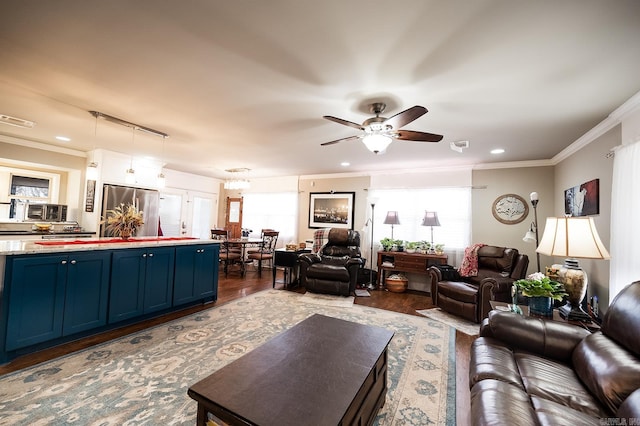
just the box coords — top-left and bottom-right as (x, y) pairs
(297, 175), (371, 243)
(554, 125), (619, 309)
(472, 166), (555, 276)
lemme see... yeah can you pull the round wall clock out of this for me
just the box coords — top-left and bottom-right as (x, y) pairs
(492, 193), (529, 224)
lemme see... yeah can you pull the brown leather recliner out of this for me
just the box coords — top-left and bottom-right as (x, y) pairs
(298, 228), (364, 296)
(428, 245), (529, 323)
(468, 281), (640, 425)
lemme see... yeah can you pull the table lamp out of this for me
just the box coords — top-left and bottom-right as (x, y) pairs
(421, 211), (440, 252)
(383, 211), (400, 239)
(536, 216), (610, 322)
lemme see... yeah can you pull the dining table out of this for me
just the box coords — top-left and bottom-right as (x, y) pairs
(225, 237), (264, 275)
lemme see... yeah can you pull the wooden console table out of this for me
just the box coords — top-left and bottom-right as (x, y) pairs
(377, 251), (448, 288)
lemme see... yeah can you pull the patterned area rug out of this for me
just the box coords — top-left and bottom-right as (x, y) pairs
(299, 291), (355, 307)
(0, 290), (456, 425)
(416, 308), (480, 336)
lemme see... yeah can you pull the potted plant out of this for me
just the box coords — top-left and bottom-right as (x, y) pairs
(392, 239), (404, 252)
(405, 241), (419, 253)
(419, 241), (431, 254)
(102, 203), (144, 239)
(380, 237), (393, 252)
(514, 272), (567, 317)
(434, 243), (445, 255)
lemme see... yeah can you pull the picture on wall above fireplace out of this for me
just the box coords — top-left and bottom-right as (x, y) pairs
(309, 192), (355, 229)
(564, 178), (599, 217)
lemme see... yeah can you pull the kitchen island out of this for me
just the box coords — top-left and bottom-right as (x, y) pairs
(0, 237), (220, 364)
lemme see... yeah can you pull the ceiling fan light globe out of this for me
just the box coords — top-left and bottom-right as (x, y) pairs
(363, 134), (392, 154)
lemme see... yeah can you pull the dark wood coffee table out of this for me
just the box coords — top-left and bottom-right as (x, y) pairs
(187, 314), (394, 426)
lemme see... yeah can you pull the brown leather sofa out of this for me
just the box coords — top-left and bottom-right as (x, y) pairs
(428, 245), (528, 323)
(468, 281), (640, 425)
(299, 228), (364, 296)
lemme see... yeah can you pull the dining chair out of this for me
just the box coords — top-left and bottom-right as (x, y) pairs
(246, 229), (275, 255)
(247, 230), (279, 276)
(211, 229), (244, 276)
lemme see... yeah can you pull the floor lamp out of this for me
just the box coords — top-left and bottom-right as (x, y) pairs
(523, 192), (541, 272)
(367, 201), (376, 290)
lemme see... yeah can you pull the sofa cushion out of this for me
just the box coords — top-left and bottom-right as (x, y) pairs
(573, 332), (640, 414)
(531, 397), (602, 426)
(306, 264), (350, 282)
(516, 351), (608, 417)
(470, 379), (538, 426)
(469, 337), (524, 389)
(601, 280), (640, 357)
(437, 281), (478, 304)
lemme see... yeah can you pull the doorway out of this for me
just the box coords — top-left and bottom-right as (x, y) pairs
(225, 197), (243, 239)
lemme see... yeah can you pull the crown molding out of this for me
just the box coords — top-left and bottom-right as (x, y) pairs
(552, 90), (640, 164)
(0, 133), (87, 157)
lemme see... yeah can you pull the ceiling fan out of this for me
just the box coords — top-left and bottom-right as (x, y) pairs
(321, 102), (443, 154)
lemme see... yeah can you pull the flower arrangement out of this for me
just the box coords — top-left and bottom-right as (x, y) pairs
(103, 203), (144, 238)
(514, 272), (567, 301)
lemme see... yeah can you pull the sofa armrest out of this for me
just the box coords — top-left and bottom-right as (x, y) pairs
(298, 253), (321, 266)
(427, 266), (443, 304)
(481, 310), (591, 363)
(477, 277), (514, 322)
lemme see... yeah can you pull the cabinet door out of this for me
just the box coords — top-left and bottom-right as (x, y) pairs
(63, 251), (111, 336)
(5, 255), (67, 351)
(109, 248), (146, 323)
(143, 246), (175, 314)
(173, 245), (198, 305)
(194, 244), (218, 300)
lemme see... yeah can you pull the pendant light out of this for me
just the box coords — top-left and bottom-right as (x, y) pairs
(157, 136), (166, 188)
(86, 114), (99, 180)
(125, 126), (136, 184)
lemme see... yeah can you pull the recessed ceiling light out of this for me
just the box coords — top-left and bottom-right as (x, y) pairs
(341, 162), (350, 167)
(55, 136), (71, 142)
(490, 148), (505, 154)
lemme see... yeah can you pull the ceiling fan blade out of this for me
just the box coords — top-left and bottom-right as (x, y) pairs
(394, 130), (443, 142)
(383, 105), (427, 129)
(320, 135), (361, 146)
(323, 116), (364, 130)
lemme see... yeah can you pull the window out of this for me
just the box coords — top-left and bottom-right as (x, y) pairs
(366, 187), (471, 267)
(9, 175), (51, 219)
(242, 192), (298, 247)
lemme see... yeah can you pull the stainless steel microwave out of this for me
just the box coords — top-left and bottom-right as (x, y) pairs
(25, 203), (68, 222)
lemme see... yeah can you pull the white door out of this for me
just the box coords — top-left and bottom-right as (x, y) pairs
(159, 190), (217, 238)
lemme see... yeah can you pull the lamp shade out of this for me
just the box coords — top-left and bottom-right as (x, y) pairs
(536, 217), (610, 259)
(362, 134), (392, 154)
(383, 211), (400, 225)
(421, 211), (440, 227)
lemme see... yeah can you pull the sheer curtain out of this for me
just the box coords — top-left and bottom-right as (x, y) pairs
(366, 187), (472, 269)
(610, 140), (640, 301)
(241, 192), (298, 248)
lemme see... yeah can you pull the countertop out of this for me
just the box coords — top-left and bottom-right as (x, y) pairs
(0, 237), (220, 255)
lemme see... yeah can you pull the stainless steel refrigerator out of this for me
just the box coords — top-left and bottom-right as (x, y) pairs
(101, 184), (160, 237)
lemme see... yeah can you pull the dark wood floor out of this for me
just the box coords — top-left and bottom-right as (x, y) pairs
(0, 268), (474, 425)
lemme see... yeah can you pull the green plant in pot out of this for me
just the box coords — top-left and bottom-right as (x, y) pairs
(380, 237), (393, 252)
(514, 272), (567, 317)
(392, 239), (405, 252)
(405, 241), (419, 253)
(434, 243), (445, 254)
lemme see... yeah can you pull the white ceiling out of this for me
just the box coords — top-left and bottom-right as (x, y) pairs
(1, 0), (639, 180)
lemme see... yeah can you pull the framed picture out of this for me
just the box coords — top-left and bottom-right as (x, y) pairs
(308, 192), (355, 229)
(564, 178), (599, 217)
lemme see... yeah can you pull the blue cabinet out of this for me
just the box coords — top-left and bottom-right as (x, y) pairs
(108, 246), (175, 323)
(174, 244), (219, 306)
(63, 251), (111, 336)
(5, 251), (111, 351)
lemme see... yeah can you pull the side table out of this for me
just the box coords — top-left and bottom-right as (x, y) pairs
(273, 248), (310, 288)
(489, 301), (600, 332)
